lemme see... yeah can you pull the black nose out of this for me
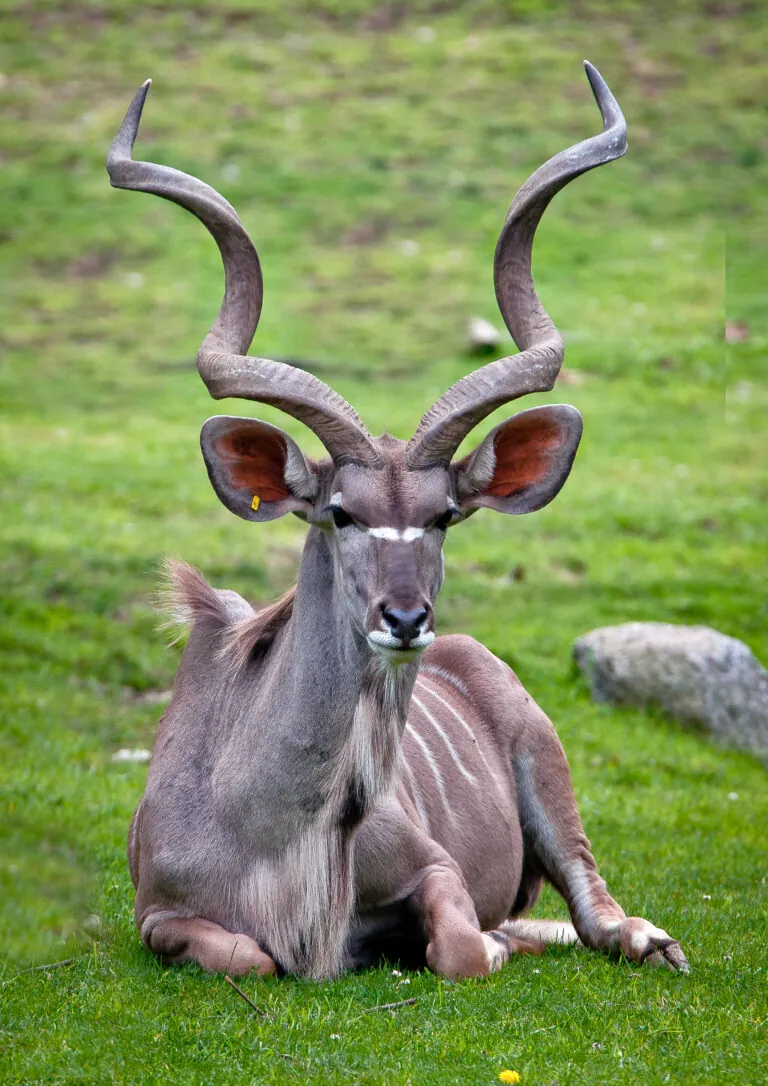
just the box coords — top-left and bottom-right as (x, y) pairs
(382, 607), (429, 646)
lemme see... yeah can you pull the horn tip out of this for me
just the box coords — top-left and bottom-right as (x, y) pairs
(582, 60), (627, 150)
(583, 59), (606, 96)
(107, 79), (153, 174)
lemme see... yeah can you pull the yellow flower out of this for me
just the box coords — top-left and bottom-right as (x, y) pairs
(498, 1072), (521, 1084)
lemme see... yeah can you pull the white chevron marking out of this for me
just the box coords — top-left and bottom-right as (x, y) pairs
(400, 754), (430, 833)
(404, 723), (451, 817)
(416, 677), (493, 775)
(410, 693), (477, 784)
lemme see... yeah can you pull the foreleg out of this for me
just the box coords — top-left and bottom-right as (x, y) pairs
(511, 704), (688, 971)
(411, 863), (541, 978)
(354, 799), (538, 979)
(141, 912), (277, 976)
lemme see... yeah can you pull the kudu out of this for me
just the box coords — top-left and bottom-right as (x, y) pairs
(108, 63), (688, 980)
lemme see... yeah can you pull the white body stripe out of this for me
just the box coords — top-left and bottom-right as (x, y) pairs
(416, 677), (494, 776)
(419, 664), (469, 698)
(399, 754), (431, 833)
(404, 722), (452, 818)
(410, 694), (477, 784)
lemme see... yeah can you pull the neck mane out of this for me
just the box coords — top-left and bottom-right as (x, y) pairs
(165, 530), (420, 977)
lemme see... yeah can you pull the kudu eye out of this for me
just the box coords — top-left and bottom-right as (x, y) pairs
(331, 506), (354, 530)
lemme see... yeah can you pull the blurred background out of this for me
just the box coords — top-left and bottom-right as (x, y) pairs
(0, 0), (765, 1077)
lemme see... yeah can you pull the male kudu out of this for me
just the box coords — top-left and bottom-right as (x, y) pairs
(108, 63), (688, 979)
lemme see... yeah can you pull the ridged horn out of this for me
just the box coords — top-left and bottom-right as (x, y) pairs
(405, 62), (627, 469)
(107, 80), (379, 466)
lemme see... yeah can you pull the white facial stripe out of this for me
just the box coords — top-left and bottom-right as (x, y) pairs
(366, 526), (425, 542)
(327, 498), (428, 542)
(367, 526), (400, 541)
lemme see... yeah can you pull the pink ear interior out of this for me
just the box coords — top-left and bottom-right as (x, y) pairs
(211, 424), (290, 502)
(485, 413), (564, 497)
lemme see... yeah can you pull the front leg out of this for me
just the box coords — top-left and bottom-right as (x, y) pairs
(141, 912), (277, 976)
(411, 863), (541, 978)
(511, 699), (689, 972)
(353, 798), (538, 979)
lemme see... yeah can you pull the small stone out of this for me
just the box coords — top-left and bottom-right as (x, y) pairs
(111, 748), (151, 763)
(556, 368), (586, 386)
(467, 316), (502, 353)
(132, 689), (172, 705)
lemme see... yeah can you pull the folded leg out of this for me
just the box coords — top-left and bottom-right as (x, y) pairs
(352, 799), (538, 978)
(141, 912), (277, 976)
(510, 702), (688, 972)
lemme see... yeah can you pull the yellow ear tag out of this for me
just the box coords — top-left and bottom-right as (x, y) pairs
(251, 495), (261, 511)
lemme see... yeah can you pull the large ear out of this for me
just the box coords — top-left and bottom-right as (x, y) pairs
(200, 416), (318, 522)
(452, 405), (583, 515)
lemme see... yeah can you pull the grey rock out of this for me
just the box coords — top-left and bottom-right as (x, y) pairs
(573, 623), (768, 756)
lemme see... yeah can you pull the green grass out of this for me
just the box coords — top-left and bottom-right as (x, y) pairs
(1, 2), (766, 1083)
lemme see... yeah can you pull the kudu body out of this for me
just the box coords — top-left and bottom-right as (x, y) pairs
(109, 65), (688, 979)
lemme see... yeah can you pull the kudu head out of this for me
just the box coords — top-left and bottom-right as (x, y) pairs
(108, 63), (626, 662)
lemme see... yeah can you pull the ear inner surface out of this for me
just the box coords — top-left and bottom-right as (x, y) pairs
(200, 416), (316, 522)
(213, 424), (292, 502)
(455, 404), (583, 515)
(486, 412), (565, 497)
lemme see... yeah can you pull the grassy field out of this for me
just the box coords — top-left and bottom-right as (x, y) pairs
(1, 2), (766, 1083)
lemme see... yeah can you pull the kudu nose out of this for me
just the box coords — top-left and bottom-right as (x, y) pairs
(382, 607), (429, 646)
